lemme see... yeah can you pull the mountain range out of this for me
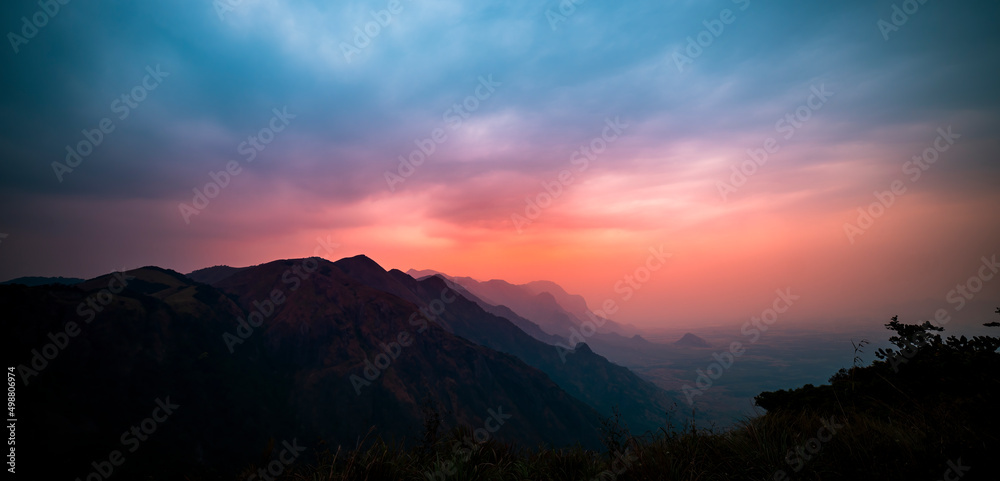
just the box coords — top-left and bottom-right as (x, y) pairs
(407, 269), (685, 369)
(674, 332), (711, 348)
(406, 268), (639, 338)
(4, 255), (685, 478)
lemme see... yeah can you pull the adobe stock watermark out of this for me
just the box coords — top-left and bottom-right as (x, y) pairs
(556, 245), (670, 362)
(773, 417), (844, 480)
(672, 0), (750, 72)
(246, 438), (307, 481)
(883, 254), (997, 372)
(545, 0), (585, 31)
(340, 0), (409, 62)
(350, 287), (456, 395)
(17, 269), (135, 386)
(221, 253), (334, 353)
(223, 237), (338, 353)
(74, 397), (179, 481)
(842, 126), (959, 244)
(946, 254), (998, 312)
(682, 287), (799, 405)
(384, 75), (500, 192)
(881, 327), (936, 373)
(5, 372), (13, 474)
(588, 449), (637, 481)
(511, 116), (629, 233)
(7, 0), (72, 54)
(717, 84), (834, 201)
(424, 406), (512, 481)
(877, 0), (934, 41)
(179, 106), (295, 224)
(934, 458), (971, 481)
(53, 65), (170, 182)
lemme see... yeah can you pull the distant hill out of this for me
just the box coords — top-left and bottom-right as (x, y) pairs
(1, 276), (84, 286)
(415, 273), (568, 346)
(523, 279), (640, 336)
(185, 264), (246, 284)
(249, 314), (1000, 480)
(4, 266), (270, 478)
(406, 269), (635, 337)
(350, 257), (684, 435)
(4, 259), (622, 478)
(209, 256), (606, 447)
(406, 268), (673, 370)
(674, 332), (711, 348)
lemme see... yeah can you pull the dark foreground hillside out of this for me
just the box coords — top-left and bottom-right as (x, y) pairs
(4, 258), (997, 479)
(2, 258), (678, 479)
(240, 311), (1000, 480)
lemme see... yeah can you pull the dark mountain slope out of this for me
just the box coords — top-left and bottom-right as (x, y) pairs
(335, 257), (683, 434)
(408, 271), (566, 345)
(1, 275), (84, 286)
(186, 264), (247, 285)
(3, 267), (288, 479)
(523, 279), (638, 336)
(208, 257), (604, 448)
(4, 261), (608, 479)
(406, 268), (677, 373)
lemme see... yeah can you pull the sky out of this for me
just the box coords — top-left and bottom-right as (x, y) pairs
(1, 0), (998, 331)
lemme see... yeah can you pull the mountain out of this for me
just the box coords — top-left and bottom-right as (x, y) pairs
(405, 268), (447, 281)
(206, 257), (605, 447)
(3, 267), (283, 478)
(568, 331), (673, 367)
(406, 269), (673, 368)
(186, 264), (246, 284)
(675, 332), (711, 348)
(523, 280), (639, 336)
(410, 271), (567, 345)
(4, 260), (608, 479)
(355, 258), (684, 434)
(408, 270), (637, 338)
(407, 271), (585, 337)
(1, 276), (84, 286)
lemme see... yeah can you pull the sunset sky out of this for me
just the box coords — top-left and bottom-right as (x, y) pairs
(1, 0), (998, 330)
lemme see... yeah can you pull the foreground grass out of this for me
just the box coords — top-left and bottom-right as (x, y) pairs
(237, 399), (994, 480)
(237, 315), (1000, 480)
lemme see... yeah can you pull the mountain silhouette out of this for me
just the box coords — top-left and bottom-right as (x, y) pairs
(350, 258), (684, 434)
(4, 259), (615, 478)
(407, 268), (672, 370)
(675, 332), (711, 348)
(202, 256), (606, 447)
(407, 270), (622, 337)
(1, 276), (84, 286)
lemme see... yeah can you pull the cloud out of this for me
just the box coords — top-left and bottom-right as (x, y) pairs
(1, 0), (998, 326)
